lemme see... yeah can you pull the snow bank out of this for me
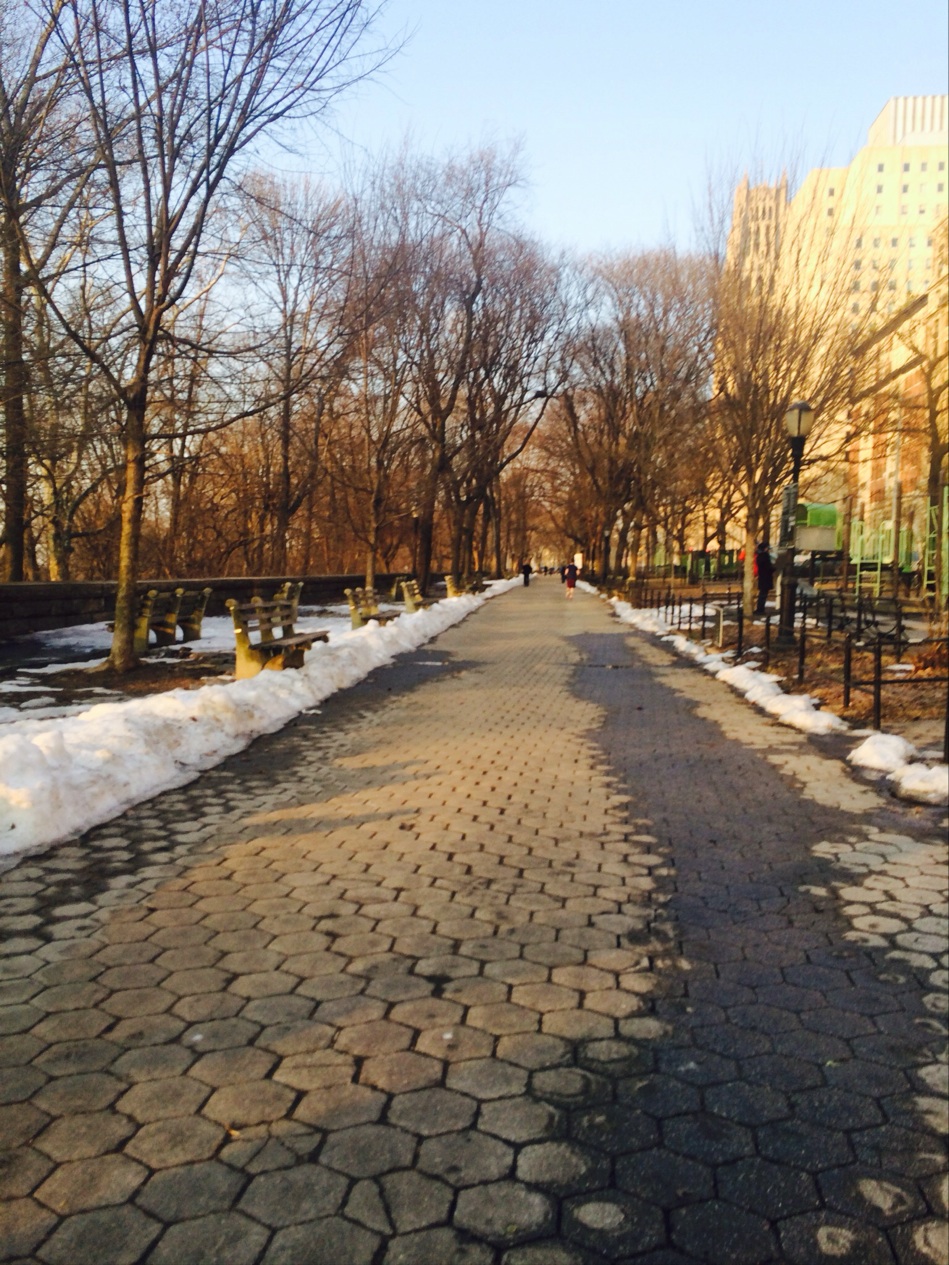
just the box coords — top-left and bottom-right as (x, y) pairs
(849, 732), (917, 772)
(0, 581), (520, 858)
(606, 594), (946, 804)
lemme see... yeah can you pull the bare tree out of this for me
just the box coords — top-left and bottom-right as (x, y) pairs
(0, 0), (86, 579)
(22, 0), (386, 668)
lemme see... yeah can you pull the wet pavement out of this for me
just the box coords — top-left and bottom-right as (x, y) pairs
(0, 579), (946, 1264)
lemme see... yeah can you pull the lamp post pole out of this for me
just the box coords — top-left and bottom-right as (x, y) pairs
(777, 402), (814, 644)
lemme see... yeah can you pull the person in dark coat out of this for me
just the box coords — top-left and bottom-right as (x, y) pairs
(564, 562), (578, 599)
(754, 542), (774, 615)
(521, 562), (533, 587)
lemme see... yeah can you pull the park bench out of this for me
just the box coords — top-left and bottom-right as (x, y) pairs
(344, 586), (395, 630)
(401, 578), (436, 612)
(177, 587), (213, 642)
(273, 580), (303, 622)
(445, 575), (485, 598)
(225, 596), (327, 679)
(128, 588), (184, 655)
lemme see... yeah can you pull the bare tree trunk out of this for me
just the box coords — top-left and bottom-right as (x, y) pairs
(1, 211), (27, 581)
(110, 396), (147, 671)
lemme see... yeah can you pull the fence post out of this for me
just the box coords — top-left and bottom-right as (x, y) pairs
(688, 598), (693, 636)
(700, 594), (707, 640)
(873, 637), (882, 730)
(797, 598), (807, 684)
(764, 615), (771, 669)
(896, 604), (904, 659)
(843, 633), (852, 708)
(826, 595), (834, 641)
(736, 602), (744, 658)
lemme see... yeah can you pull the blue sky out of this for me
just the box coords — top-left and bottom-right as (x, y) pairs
(291, 0), (949, 254)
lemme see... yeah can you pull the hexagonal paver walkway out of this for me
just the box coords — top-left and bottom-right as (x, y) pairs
(1, 578), (946, 1264)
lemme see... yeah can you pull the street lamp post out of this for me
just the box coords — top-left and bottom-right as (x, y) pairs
(777, 400), (815, 643)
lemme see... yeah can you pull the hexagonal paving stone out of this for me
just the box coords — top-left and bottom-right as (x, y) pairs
(190, 1046), (276, 1087)
(295, 1082), (386, 1130)
(388, 1087), (477, 1136)
(380, 1170), (453, 1233)
(0, 1196), (57, 1257)
(671, 1200), (778, 1265)
(35, 1204), (160, 1265)
(264, 1217), (380, 1265)
(516, 1141), (610, 1195)
(479, 1097), (562, 1146)
(124, 1116), (224, 1168)
(136, 1160), (245, 1220)
(418, 1130), (513, 1187)
(320, 1124), (416, 1177)
(445, 1058), (528, 1101)
(116, 1076), (210, 1123)
(454, 1179), (554, 1244)
(35, 1110), (135, 1162)
(335, 1020), (414, 1057)
(778, 1210), (897, 1265)
(415, 1026), (495, 1064)
(467, 1004), (539, 1036)
(240, 1165), (348, 1226)
(147, 1212), (269, 1265)
(360, 1051), (442, 1093)
(202, 1080), (296, 1127)
(34, 1153), (146, 1215)
(381, 1226), (493, 1265)
(562, 1192), (665, 1257)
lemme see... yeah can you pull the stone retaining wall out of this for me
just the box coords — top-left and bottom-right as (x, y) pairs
(0, 575), (413, 640)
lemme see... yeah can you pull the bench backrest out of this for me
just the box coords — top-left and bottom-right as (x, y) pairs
(226, 597), (297, 644)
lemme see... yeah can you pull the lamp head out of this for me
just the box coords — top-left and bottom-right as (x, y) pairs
(784, 401), (814, 439)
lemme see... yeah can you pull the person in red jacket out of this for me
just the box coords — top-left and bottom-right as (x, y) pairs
(564, 562), (578, 599)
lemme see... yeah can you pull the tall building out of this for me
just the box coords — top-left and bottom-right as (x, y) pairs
(726, 97), (948, 597)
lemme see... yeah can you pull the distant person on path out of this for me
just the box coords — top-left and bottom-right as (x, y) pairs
(754, 542), (774, 616)
(521, 562), (533, 587)
(564, 562), (578, 598)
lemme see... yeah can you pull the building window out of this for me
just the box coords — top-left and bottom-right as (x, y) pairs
(891, 237), (898, 247)
(877, 163), (884, 172)
(888, 280), (897, 290)
(851, 280), (860, 291)
(876, 184), (883, 193)
(902, 183), (909, 193)
(870, 281), (879, 291)
(853, 259), (861, 270)
(851, 302), (860, 313)
(940, 161), (946, 171)
(903, 162), (910, 172)
(909, 237), (916, 247)
(827, 207), (834, 216)
(919, 207), (925, 215)
(901, 206), (908, 215)
(939, 183), (945, 193)
(873, 238), (881, 248)
(855, 236), (863, 247)
(921, 162), (928, 172)
(828, 187), (835, 196)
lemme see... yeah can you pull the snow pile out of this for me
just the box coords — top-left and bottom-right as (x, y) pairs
(610, 596), (845, 737)
(0, 581), (520, 857)
(849, 732), (949, 806)
(607, 594), (947, 805)
(849, 732), (917, 772)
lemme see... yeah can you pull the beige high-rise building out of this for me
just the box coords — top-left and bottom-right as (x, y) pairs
(729, 95), (947, 311)
(726, 96), (948, 598)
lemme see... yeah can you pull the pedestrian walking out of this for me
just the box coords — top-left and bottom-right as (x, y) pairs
(564, 561), (578, 599)
(521, 562), (533, 587)
(754, 542), (774, 616)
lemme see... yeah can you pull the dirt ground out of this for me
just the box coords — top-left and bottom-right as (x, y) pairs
(736, 631), (948, 756)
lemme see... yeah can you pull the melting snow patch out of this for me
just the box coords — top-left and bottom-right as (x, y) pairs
(0, 580), (520, 858)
